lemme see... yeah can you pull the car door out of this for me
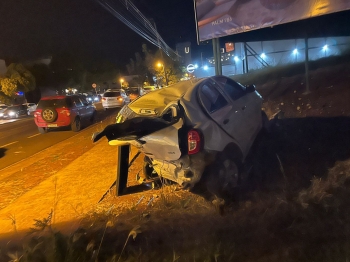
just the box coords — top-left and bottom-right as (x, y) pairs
(197, 78), (256, 155)
(20, 105), (28, 116)
(70, 96), (83, 118)
(214, 77), (262, 152)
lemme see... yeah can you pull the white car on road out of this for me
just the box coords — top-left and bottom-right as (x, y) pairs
(101, 89), (130, 110)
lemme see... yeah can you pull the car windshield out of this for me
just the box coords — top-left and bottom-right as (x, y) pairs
(37, 98), (70, 109)
(6, 105), (21, 110)
(104, 92), (121, 97)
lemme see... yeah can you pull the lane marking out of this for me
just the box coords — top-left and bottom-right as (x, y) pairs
(27, 133), (40, 138)
(0, 141), (19, 147)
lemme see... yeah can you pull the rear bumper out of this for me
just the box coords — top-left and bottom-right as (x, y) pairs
(102, 102), (123, 108)
(34, 118), (71, 127)
(151, 151), (217, 189)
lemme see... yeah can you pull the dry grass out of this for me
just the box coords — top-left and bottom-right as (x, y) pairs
(1, 56), (350, 261)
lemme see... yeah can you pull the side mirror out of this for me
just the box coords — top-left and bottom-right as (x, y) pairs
(245, 84), (256, 93)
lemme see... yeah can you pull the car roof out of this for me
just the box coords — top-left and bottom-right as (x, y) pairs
(40, 95), (78, 100)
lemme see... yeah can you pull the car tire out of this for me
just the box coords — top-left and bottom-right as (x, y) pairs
(71, 117), (81, 132)
(38, 127), (48, 134)
(205, 152), (243, 201)
(41, 107), (58, 123)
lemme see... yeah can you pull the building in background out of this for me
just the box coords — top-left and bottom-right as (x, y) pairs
(176, 42), (192, 66)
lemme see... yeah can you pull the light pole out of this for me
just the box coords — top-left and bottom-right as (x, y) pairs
(120, 78), (124, 88)
(157, 62), (168, 86)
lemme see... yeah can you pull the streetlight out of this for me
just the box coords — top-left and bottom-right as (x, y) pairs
(157, 62), (168, 86)
(120, 78), (124, 88)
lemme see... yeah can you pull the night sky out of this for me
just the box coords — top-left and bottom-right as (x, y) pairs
(0, 0), (349, 70)
(0, 0), (197, 68)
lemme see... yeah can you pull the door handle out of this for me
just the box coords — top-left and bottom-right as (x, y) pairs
(223, 119), (229, 124)
(242, 106), (246, 110)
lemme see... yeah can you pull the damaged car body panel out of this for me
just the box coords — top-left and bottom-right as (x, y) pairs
(93, 75), (264, 193)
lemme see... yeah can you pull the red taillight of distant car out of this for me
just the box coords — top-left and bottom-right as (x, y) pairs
(102, 97), (106, 101)
(188, 130), (201, 155)
(117, 97), (123, 102)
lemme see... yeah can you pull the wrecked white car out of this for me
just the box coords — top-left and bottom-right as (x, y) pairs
(93, 75), (267, 198)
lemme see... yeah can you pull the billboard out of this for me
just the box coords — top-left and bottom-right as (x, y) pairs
(195, 0), (350, 42)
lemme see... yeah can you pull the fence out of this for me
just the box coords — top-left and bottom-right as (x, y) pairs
(193, 36), (350, 78)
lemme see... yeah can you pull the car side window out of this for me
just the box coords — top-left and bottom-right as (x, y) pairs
(214, 76), (246, 101)
(72, 97), (83, 107)
(199, 82), (228, 113)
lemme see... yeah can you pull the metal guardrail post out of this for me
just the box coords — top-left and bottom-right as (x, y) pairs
(115, 145), (130, 196)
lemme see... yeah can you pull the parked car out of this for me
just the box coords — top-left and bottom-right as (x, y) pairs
(0, 105), (8, 118)
(93, 75), (268, 199)
(34, 95), (96, 134)
(140, 86), (156, 96)
(24, 103), (37, 115)
(1, 104), (28, 119)
(126, 87), (140, 101)
(101, 89), (130, 110)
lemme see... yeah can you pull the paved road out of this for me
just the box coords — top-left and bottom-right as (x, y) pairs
(0, 103), (120, 170)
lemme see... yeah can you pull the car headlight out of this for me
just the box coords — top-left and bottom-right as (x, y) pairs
(0, 113), (3, 117)
(94, 97), (99, 101)
(9, 111), (15, 116)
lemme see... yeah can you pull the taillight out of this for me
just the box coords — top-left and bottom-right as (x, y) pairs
(118, 96), (123, 102)
(102, 97), (106, 101)
(188, 130), (201, 155)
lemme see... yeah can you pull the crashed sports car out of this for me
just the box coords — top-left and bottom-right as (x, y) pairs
(93, 75), (267, 197)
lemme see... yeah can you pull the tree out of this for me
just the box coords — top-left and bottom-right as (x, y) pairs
(0, 63), (36, 104)
(125, 44), (184, 87)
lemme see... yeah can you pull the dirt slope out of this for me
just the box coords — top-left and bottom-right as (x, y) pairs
(0, 56), (350, 261)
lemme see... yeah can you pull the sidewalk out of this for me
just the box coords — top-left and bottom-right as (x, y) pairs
(0, 140), (119, 235)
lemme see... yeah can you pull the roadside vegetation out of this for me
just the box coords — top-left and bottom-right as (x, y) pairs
(1, 54), (350, 261)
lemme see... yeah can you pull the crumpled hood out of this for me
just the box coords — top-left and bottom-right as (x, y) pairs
(128, 79), (204, 116)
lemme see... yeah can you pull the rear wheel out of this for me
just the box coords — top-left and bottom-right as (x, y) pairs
(205, 153), (242, 201)
(71, 117), (81, 132)
(38, 127), (48, 134)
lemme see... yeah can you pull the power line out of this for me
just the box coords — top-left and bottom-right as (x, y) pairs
(96, 0), (179, 59)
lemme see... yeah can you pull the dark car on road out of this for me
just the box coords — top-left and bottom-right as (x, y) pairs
(34, 95), (96, 134)
(1, 105), (28, 119)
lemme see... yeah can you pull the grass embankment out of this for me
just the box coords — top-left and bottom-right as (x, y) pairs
(1, 54), (350, 261)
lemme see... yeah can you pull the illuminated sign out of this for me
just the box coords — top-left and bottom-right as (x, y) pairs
(186, 64), (197, 73)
